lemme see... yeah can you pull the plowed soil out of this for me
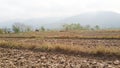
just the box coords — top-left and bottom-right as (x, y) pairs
(0, 47), (120, 68)
(0, 31), (120, 68)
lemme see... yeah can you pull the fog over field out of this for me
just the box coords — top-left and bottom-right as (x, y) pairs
(0, 0), (120, 29)
(0, 11), (120, 29)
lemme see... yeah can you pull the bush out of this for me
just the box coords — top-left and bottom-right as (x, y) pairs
(12, 23), (33, 33)
(0, 29), (4, 34)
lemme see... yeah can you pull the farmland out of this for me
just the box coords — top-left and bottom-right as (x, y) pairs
(0, 30), (120, 68)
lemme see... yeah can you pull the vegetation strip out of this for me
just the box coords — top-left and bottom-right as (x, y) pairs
(0, 36), (120, 40)
(45, 37), (120, 40)
(0, 40), (120, 57)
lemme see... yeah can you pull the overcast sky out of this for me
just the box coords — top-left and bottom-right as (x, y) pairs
(0, 0), (120, 21)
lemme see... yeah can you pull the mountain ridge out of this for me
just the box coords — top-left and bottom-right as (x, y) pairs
(0, 11), (120, 29)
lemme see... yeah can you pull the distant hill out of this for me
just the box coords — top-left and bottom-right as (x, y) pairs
(0, 11), (120, 29)
(57, 11), (120, 28)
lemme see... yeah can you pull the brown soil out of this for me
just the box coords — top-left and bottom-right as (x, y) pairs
(1, 38), (120, 47)
(0, 31), (120, 68)
(0, 47), (120, 68)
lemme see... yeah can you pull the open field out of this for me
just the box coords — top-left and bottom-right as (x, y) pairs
(0, 30), (120, 68)
(0, 47), (120, 68)
(0, 30), (120, 39)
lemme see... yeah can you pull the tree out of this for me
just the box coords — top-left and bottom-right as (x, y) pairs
(12, 23), (21, 33)
(94, 25), (100, 30)
(40, 26), (45, 32)
(63, 23), (83, 31)
(84, 25), (91, 30)
(63, 24), (69, 31)
(24, 25), (33, 32)
(2, 28), (11, 33)
(0, 28), (3, 34)
(12, 23), (33, 33)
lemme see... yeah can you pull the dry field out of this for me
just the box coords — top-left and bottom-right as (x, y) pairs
(0, 30), (120, 68)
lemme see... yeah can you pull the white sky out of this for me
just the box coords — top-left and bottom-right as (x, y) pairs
(0, 0), (120, 21)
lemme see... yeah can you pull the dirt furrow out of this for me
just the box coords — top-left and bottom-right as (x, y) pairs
(0, 47), (120, 68)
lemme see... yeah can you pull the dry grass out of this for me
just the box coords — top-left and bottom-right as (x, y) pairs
(0, 40), (120, 56)
(0, 30), (120, 39)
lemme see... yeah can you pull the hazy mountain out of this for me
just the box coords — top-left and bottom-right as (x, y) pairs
(0, 17), (64, 29)
(0, 11), (120, 29)
(58, 11), (120, 28)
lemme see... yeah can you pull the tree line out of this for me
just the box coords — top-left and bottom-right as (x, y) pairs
(0, 23), (100, 34)
(62, 23), (100, 31)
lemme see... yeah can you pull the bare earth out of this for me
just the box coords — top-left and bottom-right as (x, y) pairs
(0, 47), (120, 68)
(0, 31), (120, 68)
(1, 38), (120, 47)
